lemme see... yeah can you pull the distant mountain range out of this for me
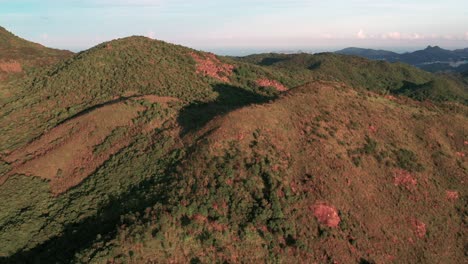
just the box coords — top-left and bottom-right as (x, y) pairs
(336, 46), (468, 73)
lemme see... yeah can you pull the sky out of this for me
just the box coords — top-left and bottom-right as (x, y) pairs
(1, 0), (468, 55)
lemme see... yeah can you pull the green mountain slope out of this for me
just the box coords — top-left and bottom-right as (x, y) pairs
(0, 31), (466, 263)
(235, 52), (468, 104)
(0, 36), (295, 154)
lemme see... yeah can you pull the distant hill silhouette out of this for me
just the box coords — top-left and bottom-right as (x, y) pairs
(336, 45), (468, 72)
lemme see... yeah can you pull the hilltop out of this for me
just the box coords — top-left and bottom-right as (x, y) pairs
(0, 30), (466, 263)
(0, 35), (295, 153)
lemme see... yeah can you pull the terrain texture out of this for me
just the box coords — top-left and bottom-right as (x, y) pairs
(0, 27), (466, 263)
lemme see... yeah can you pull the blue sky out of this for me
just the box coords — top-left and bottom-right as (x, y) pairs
(1, 0), (468, 54)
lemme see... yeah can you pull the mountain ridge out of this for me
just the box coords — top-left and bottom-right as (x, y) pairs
(336, 45), (468, 72)
(0, 26), (73, 81)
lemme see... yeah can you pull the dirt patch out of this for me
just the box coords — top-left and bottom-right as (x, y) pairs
(446, 190), (459, 201)
(368, 125), (378, 133)
(312, 202), (340, 228)
(410, 218), (426, 238)
(190, 52), (233, 82)
(2, 95), (175, 195)
(393, 169), (417, 190)
(256, 78), (288, 92)
(0, 60), (22, 73)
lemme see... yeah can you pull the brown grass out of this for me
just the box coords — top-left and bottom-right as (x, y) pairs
(256, 78), (288, 91)
(2, 96), (177, 195)
(190, 52), (234, 82)
(0, 60), (22, 73)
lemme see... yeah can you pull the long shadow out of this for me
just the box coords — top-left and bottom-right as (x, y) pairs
(55, 95), (141, 126)
(259, 57), (288, 66)
(0, 84), (274, 263)
(0, 169), (175, 264)
(177, 84), (275, 135)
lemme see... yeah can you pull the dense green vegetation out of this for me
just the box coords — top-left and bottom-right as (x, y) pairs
(235, 52), (468, 104)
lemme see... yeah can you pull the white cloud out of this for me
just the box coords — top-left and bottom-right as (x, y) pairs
(146, 30), (155, 39)
(381, 32), (401, 40)
(408, 33), (423, 40)
(465, 32), (468, 40)
(40, 33), (49, 40)
(356, 29), (367, 39)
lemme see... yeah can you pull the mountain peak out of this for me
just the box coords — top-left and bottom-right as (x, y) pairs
(425, 45), (442, 50)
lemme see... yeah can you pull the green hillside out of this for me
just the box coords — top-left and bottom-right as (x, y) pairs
(0, 32), (466, 263)
(235, 52), (468, 104)
(0, 36), (295, 154)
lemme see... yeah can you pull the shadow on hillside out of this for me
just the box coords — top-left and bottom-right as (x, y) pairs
(1, 169), (175, 263)
(0, 84), (274, 264)
(55, 95), (141, 126)
(308, 61), (322, 70)
(258, 57), (288, 66)
(177, 83), (275, 135)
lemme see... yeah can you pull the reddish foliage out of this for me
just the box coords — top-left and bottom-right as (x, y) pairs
(272, 164), (280, 172)
(192, 214), (208, 223)
(225, 178), (233, 186)
(455, 152), (465, 157)
(368, 125), (378, 133)
(312, 202), (340, 228)
(385, 95), (397, 100)
(256, 78), (288, 92)
(446, 190), (459, 202)
(393, 169), (417, 190)
(464, 141), (468, 145)
(190, 52), (233, 82)
(410, 218), (426, 238)
(209, 221), (228, 232)
(276, 188), (285, 198)
(290, 181), (299, 194)
(258, 225), (269, 233)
